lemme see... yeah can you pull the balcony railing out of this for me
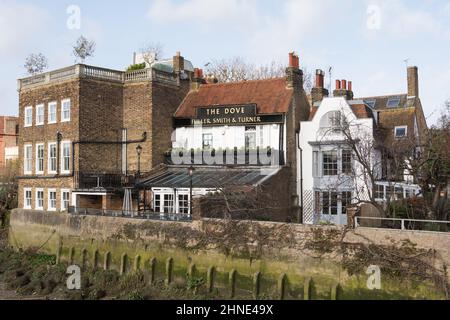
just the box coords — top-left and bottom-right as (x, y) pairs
(164, 148), (285, 166)
(18, 64), (179, 90)
(74, 171), (137, 191)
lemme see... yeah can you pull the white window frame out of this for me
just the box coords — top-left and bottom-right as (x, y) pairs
(48, 142), (57, 174)
(24, 188), (32, 209)
(35, 188), (44, 210)
(36, 104), (45, 126)
(24, 106), (33, 127)
(48, 189), (57, 212)
(61, 99), (71, 122)
(48, 101), (57, 124)
(24, 144), (33, 175)
(394, 126), (408, 138)
(61, 189), (70, 211)
(61, 141), (71, 174)
(36, 143), (45, 175)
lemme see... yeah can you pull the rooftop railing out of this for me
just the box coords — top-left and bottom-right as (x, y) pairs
(18, 64), (179, 90)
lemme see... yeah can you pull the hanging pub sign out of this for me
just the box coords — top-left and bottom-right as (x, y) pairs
(183, 104), (284, 126)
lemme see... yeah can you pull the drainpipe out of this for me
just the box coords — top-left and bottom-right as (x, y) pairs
(56, 131), (62, 175)
(297, 132), (303, 224)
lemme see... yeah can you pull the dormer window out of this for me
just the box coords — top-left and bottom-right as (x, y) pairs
(386, 98), (401, 108)
(395, 126), (407, 138)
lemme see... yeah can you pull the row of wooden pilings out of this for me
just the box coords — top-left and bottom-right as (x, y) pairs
(56, 245), (342, 300)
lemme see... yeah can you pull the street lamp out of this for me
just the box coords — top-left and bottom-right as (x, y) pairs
(188, 166), (195, 215)
(136, 145), (142, 177)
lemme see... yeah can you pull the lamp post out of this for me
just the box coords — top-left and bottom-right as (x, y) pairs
(136, 145), (142, 177)
(188, 166), (195, 215)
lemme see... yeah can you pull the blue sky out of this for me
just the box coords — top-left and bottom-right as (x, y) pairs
(1, 0), (449, 124)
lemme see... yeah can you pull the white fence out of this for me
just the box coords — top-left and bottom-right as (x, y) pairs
(355, 216), (449, 233)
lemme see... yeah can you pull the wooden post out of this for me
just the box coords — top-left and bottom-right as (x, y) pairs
(278, 273), (287, 300)
(229, 269), (236, 299)
(331, 283), (342, 300)
(69, 247), (75, 265)
(120, 253), (128, 275)
(165, 257), (173, 285)
(207, 266), (215, 293)
(104, 251), (111, 271)
(81, 248), (88, 269)
(134, 255), (141, 272)
(304, 277), (314, 300)
(149, 258), (156, 285)
(93, 250), (100, 270)
(253, 272), (261, 300)
(55, 238), (62, 265)
(187, 263), (196, 279)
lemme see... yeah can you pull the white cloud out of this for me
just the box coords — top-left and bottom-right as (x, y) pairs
(0, 1), (48, 55)
(366, 0), (450, 39)
(148, 0), (258, 25)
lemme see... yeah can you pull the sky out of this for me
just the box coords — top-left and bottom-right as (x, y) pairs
(1, 0), (449, 125)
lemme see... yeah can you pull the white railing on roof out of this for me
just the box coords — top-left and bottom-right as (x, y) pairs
(125, 68), (153, 82)
(18, 64), (178, 90)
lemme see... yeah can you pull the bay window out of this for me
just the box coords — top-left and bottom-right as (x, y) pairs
(323, 151), (338, 176)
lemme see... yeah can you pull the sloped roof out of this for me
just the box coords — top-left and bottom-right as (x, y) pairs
(175, 78), (293, 118)
(137, 166), (280, 188)
(308, 103), (373, 121)
(356, 94), (415, 111)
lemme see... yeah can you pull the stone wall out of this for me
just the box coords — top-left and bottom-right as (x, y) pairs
(9, 209), (450, 299)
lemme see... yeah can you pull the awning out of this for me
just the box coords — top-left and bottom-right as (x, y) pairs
(136, 166), (280, 189)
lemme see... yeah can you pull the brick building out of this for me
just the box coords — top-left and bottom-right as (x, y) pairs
(17, 53), (192, 212)
(0, 116), (19, 170)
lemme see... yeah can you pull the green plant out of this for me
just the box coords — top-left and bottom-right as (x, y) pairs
(126, 63), (146, 72)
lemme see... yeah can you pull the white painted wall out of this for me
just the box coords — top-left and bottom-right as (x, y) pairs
(299, 97), (375, 225)
(172, 124), (282, 151)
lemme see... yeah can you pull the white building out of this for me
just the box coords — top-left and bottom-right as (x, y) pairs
(299, 67), (426, 225)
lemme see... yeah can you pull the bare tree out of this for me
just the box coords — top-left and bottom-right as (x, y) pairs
(24, 53), (48, 75)
(73, 35), (96, 63)
(0, 161), (18, 227)
(205, 57), (313, 93)
(315, 103), (449, 228)
(139, 42), (164, 65)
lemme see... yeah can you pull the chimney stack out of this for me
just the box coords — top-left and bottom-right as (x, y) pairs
(173, 51), (185, 73)
(286, 52), (303, 90)
(333, 79), (354, 100)
(311, 69), (329, 105)
(191, 68), (206, 91)
(407, 66), (419, 97)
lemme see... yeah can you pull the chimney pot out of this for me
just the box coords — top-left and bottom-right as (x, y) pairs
(288, 52), (299, 69)
(336, 80), (341, 90)
(348, 81), (352, 92)
(341, 80), (347, 90)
